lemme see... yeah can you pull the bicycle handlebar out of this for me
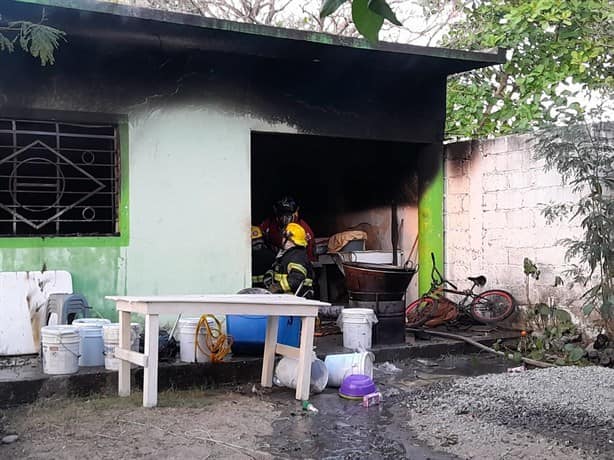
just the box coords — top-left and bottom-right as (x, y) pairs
(430, 252), (458, 291)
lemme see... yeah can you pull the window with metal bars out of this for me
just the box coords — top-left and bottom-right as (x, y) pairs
(0, 118), (120, 237)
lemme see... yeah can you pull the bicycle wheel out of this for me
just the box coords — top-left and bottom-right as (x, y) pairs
(470, 290), (515, 323)
(406, 297), (438, 327)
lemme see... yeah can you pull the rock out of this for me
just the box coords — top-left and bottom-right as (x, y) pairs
(1, 434), (18, 444)
(594, 334), (610, 350)
(378, 362), (402, 374)
(602, 348), (614, 359)
(560, 334), (582, 345)
(588, 350), (600, 361)
(441, 434), (458, 447)
(384, 388), (401, 398)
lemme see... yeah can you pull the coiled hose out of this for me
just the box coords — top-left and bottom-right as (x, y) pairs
(195, 314), (233, 363)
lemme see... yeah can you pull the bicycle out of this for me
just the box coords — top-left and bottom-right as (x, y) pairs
(405, 253), (515, 327)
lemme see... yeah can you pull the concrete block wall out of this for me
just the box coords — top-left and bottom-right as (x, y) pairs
(444, 134), (584, 311)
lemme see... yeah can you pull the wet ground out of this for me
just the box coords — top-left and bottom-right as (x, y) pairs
(264, 353), (510, 459)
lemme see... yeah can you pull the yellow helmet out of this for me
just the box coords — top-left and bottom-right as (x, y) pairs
(251, 225), (264, 240)
(284, 222), (307, 247)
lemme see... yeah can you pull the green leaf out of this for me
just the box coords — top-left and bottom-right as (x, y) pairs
(538, 303), (550, 316)
(535, 337), (544, 350)
(352, 0), (384, 43)
(529, 350), (545, 360)
(568, 346), (585, 362)
(5, 20), (65, 66)
(513, 351), (522, 363)
(320, 0), (347, 18)
(367, 0), (402, 26)
(582, 303), (595, 316)
(554, 309), (572, 323)
(602, 298), (614, 319)
(27, 23), (66, 66)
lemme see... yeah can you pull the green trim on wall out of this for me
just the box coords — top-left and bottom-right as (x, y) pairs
(0, 123), (130, 248)
(117, 122), (130, 245)
(418, 149), (444, 294)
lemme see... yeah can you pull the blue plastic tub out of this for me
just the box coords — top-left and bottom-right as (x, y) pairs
(227, 315), (301, 355)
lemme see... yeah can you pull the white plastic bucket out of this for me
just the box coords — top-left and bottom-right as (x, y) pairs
(178, 317), (217, 363)
(102, 323), (142, 371)
(72, 318), (111, 367)
(324, 352), (375, 387)
(337, 308), (378, 351)
(273, 353), (328, 394)
(41, 325), (80, 375)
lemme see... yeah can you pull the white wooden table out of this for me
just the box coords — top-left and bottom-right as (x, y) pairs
(105, 294), (329, 407)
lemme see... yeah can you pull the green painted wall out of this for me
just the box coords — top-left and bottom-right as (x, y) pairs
(125, 108), (257, 301)
(0, 246), (127, 319)
(0, 104), (295, 321)
(418, 144), (444, 294)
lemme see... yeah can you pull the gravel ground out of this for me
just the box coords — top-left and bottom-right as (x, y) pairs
(405, 366), (614, 459)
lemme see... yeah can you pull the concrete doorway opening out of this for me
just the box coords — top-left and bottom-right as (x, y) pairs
(250, 131), (421, 304)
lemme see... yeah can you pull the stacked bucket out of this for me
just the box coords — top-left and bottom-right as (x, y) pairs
(40, 319), (141, 375)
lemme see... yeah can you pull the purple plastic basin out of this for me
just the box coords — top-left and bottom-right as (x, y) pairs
(339, 374), (377, 399)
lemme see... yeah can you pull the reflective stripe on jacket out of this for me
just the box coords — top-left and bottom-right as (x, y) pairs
(266, 246), (314, 297)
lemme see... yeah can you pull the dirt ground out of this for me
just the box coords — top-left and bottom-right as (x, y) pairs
(1, 389), (279, 459)
(2, 356), (612, 459)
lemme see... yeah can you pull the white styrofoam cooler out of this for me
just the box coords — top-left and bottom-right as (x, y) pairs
(0, 271), (73, 356)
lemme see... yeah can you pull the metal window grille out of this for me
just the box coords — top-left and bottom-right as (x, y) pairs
(0, 118), (120, 236)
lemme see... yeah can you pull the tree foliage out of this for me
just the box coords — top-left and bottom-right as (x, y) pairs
(0, 12), (65, 65)
(320, 0), (401, 42)
(443, 0), (613, 138)
(534, 122), (614, 330)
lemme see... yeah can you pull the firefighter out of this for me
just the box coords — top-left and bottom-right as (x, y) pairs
(260, 196), (316, 261)
(264, 222), (314, 298)
(251, 225), (276, 288)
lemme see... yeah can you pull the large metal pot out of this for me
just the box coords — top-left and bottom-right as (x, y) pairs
(342, 262), (416, 293)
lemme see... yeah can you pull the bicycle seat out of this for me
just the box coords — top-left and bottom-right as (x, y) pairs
(468, 275), (487, 287)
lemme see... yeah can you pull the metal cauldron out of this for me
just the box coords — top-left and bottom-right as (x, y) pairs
(342, 262), (416, 293)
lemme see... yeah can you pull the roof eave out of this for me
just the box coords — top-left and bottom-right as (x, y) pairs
(13, 0), (505, 70)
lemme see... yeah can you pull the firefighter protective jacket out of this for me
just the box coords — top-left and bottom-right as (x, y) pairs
(265, 246), (314, 297)
(251, 242), (276, 288)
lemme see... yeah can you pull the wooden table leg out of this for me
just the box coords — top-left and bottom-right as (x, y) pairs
(261, 315), (279, 387)
(143, 313), (160, 408)
(118, 310), (131, 397)
(296, 316), (315, 401)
